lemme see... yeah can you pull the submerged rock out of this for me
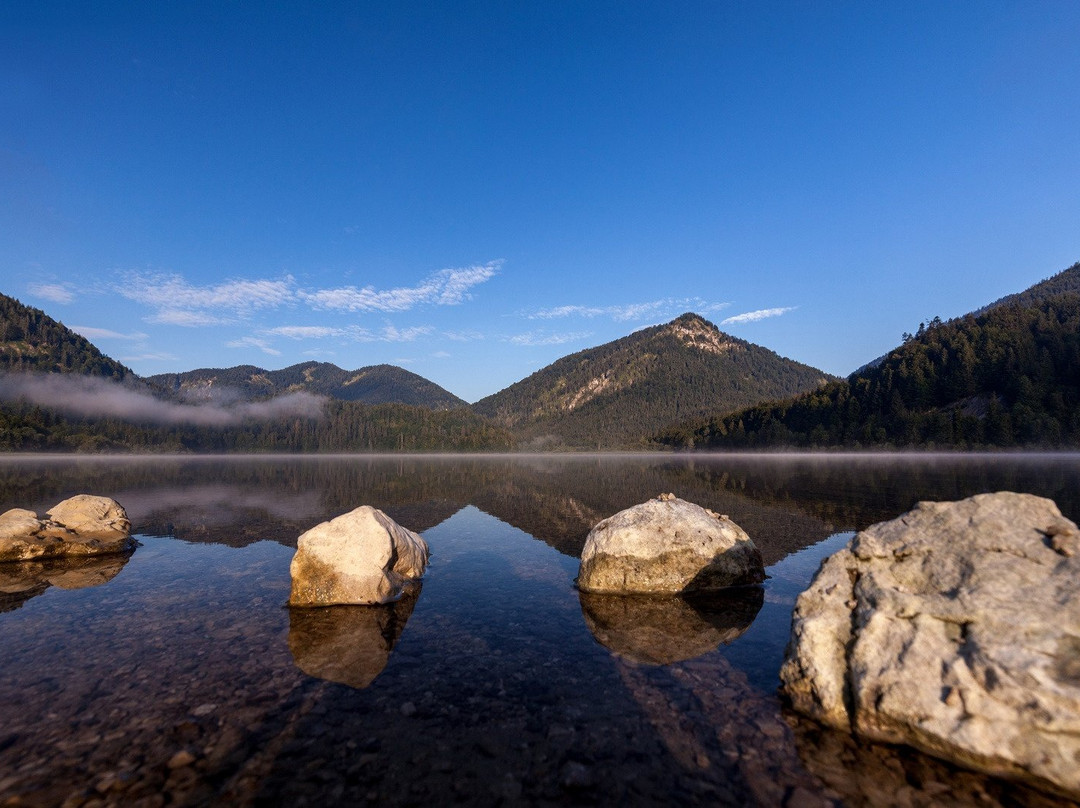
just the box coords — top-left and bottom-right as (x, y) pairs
(580, 586), (763, 665)
(780, 491), (1080, 800)
(0, 495), (134, 563)
(289, 505), (429, 606)
(288, 582), (421, 689)
(577, 494), (764, 594)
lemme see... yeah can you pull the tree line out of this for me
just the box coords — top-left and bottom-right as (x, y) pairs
(658, 293), (1080, 449)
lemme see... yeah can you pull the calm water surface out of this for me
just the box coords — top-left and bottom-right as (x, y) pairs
(0, 453), (1077, 807)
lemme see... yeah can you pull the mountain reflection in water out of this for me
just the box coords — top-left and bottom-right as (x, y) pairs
(0, 453), (1077, 806)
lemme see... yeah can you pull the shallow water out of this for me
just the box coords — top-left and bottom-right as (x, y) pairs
(0, 453), (1077, 806)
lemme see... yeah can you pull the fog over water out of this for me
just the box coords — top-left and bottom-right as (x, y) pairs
(0, 373), (326, 426)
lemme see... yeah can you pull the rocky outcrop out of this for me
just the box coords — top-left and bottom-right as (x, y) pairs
(577, 494), (764, 594)
(288, 583), (420, 688)
(0, 495), (134, 562)
(780, 492), (1080, 800)
(289, 506), (429, 606)
(579, 587), (762, 665)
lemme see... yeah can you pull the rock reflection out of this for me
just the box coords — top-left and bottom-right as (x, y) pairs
(288, 583), (421, 689)
(0, 552), (133, 613)
(579, 587), (763, 665)
(788, 712), (1073, 808)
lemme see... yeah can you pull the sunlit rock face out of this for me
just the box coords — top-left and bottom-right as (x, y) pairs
(289, 506), (429, 606)
(781, 492), (1080, 801)
(580, 587), (763, 665)
(288, 583), (420, 689)
(577, 494), (764, 594)
(0, 495), (134, 562)
(0, 552), (133, 612)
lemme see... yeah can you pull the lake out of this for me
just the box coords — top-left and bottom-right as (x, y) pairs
(1, 453), (1078, 807)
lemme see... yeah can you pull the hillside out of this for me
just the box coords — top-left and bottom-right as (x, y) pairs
(473, 313), (833, 449)
(0, 294), (135, 381)
(976, 261), (1080, 314)
(659, 290), (1080, 449)
(147, 361), (467, 410)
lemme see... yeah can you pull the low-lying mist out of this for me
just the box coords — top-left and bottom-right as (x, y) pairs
(0, 373), (327, 427)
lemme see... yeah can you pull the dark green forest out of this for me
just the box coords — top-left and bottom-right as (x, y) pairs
(0, 399), (512, 453)
(474, 313), (832, 449)
(0, 295), (135, 380)
(658, 293), (1080, 449)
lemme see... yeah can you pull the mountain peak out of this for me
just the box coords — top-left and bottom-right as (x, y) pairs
(663, 313), (738, 356)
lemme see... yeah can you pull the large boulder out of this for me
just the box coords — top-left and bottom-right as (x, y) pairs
(577, 494), (764, 594)
(0, 495), (134, 563)
(780, 492), (1080, 800)
(289, 506), (429, 606)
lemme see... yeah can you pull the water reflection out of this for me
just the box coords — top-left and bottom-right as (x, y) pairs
(787, 712), (1066, 808)
(288, 582), (421, 689)
(0, 551), (133, 613)
(579, 587), (764, 665)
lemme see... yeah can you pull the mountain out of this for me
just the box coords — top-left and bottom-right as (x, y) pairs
(0, 293), (506, 452)
(147, 362), (467, 410)
(473, 313), (833, 449)
(976, 261), (1080, 314)
(0, 294), (136, 381)
(658, 268), (1080, 449)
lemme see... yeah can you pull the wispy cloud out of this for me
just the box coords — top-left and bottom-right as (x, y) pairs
(71, 326), (149, 341)
(529, 297), (729, 322)
(509, 330), (592, 347)
(302, 261), (501, 312)
(226, 336), (282, 356)
(267, 325), (353, 340)
(115, 261), (501, 326)
(381, 325), (433, 342)
(264, 324), (432, 343)
(432, 350), (451, 359)
(444, 330), (485, 342)
(120, 272), (295, 313)
(721, 306), (797, 325)
(27, 283), (74, 305)
(148, 310), (231, 327)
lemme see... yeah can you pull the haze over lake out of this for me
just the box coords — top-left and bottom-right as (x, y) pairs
(1, 453), (1077, 806)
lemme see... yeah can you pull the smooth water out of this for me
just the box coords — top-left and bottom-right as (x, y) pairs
(0, 453), (1077, 807)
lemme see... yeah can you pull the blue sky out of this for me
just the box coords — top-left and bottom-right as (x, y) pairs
(2, 1), (1078, 402)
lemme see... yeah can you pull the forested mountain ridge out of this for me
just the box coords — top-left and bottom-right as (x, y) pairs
(0, 399), (513, 453)
(0, 292), (506, 452)
(148, 362), (467, 410)
(473, 313), (833, 449)
(658, 291), (1080, 449)
(975, 261), (1080, 315)
(0, 294), (135, 381)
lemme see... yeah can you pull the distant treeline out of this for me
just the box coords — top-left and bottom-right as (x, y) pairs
(658, 293), (1080, 449)
(0, 399), (513, 453)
